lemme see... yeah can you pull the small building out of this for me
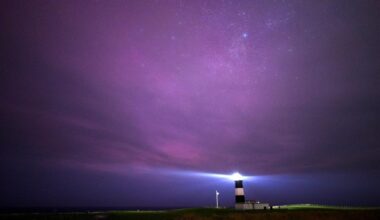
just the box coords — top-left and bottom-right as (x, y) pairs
(235, 202), (253, 210)
(236, 200), (271, 210)
(253, 201), (271, 210)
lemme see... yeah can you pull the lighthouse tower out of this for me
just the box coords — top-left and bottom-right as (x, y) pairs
(231, 172), (246, 209)
(235, 179), (245, 204)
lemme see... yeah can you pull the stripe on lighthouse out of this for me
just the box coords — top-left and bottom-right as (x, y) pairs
(235, 188), (244, 195)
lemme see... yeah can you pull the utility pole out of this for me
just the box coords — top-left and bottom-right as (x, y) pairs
(216, 190), (220, 208)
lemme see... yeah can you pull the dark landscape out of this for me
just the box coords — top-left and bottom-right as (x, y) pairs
(3, 206), (380, 220)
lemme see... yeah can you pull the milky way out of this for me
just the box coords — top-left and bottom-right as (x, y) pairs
(1, 0), (380, 207)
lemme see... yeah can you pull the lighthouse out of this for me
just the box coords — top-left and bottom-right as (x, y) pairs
(230, 172), (271, 210)
(231, 172), (247, 209)
(233, 173), (245, 203)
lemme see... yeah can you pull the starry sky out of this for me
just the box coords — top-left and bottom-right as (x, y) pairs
(1, 0), (380, 208)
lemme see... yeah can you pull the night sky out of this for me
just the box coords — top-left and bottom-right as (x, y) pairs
(1, 0), (380, 208)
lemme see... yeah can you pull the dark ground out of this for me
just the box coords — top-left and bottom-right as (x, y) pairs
(2, 208), (380, 220)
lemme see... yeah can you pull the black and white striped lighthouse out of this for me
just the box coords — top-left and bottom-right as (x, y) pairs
(232, 172), (245, 204)
(235, 179), (245, 204)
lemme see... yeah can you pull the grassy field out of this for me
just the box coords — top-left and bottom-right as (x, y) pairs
(2, 205), (380, 220)
(277, 203), (380, 210)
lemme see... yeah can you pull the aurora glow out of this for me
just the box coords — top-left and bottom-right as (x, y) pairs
(1, 0), (380, 207)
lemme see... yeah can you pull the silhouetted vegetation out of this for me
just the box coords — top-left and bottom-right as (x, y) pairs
(2, 207), (380, 220)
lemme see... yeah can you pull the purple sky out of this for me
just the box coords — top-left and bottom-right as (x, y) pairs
(1, 0), (380, 207)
